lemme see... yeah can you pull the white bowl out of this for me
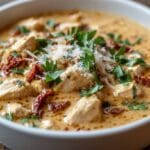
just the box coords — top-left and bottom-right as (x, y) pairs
(0, 0), (150, 150)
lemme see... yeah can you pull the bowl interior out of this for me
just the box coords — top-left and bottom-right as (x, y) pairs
(0, 0), (150, 29)
(0, 0), (149, 138)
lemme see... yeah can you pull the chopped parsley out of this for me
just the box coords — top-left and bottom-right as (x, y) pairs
(15, 80), (25, 87)
(45, 70), (63, 83)
(36, 38), (49, 48)
(107, 33), (142, 46)
(42, 59), (63, 84)
(128, 103), (148, 110)
(11, 51), (21, 58)
(113, 66), (132, 83)
(132, 85), (137, 99)
(11, 68), (25, 75)
(4, 112), (13, 121)
(50, 32), (65, 38)
(20, 115), (39, 124)
(17, 26), (30, 34)
(81, 47), (95, 71)
(46, 19), (56, 28)
(126, 58), (145, 67)
(80, 84), (103, 97)
(94, 36), (106, 46)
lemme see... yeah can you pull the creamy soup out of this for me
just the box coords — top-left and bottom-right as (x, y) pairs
(0, 10), (150, 131)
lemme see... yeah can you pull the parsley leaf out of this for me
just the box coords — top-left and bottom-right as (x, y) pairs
(80, 84), (103, 97)
(11, 51), (21, 58)
(15, 80), (25, 87)
(42, 60), (57, 72)
(81, 48), (95, 71)
(113, 66), (132, 83)
(36, 38), (49, 48)
(42, 60), (63, 84)
(46, 19), (56, 28)
(18, 26), (30, 34)
(4, 112), (13, 121)
(113, 66), (124, 78)
(107, 33), (142, 46)
(128, 103), (148, 110)
(20, 115), (39, 124)
(11, 68), (24, 74)
(45, 70), (63, 83)
(127, 58), (145, 66)
(94, 36), (106, 46)
(132, 85), (137, 99)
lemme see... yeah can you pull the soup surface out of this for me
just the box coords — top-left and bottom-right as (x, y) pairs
(0, 10), (150, 131)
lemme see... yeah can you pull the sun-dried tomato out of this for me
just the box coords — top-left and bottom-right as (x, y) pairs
(48, 101), (70, 113)
(134, 75), (150, 87)
(26, 63), (43, 82)
(32, 89), (54, 116)
(1, 56), (25, 75)
(103, 106), (125, 115)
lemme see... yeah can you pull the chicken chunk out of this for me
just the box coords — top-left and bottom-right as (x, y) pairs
(11, 34), (37, 52)
(3, 103), (30, 118)
(56, 64), (94, 92)
(113, 82), (142, 99)
(0, 78), (43, 100)
(64, 95), (101, 125)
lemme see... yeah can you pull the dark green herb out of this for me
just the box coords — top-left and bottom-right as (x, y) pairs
(107, 33), (122, 43)
(36, 38), (49, 48)
(127, 58), (145, 66)
(18, 26), (30, 34)
(80, 84), (103, 97)
(113, 66), (132, 83)
(0, 81), (3, 84)
(11, 51), (21, 58)
(132, 85), (137, 99)
(11, 68), (25, 74)
(42, 60), (57, 72)
(81, 48), (95, 71)
(46, 19), (56, 28)
(5, 112), (13, 121)
(107, 33), (142, 46)
(20, 115), (39, 124)
(42, 60), (63, 84)
(94, 36), (106, 46)
(50, 32), (65, 38)
(45, 70), (63, 83)
(128, 103), (148, 110)
(113, 66), (124, 78)
(15, 80), (25, 87)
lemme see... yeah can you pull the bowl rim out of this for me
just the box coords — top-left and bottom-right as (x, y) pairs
(0, 0), (150, 139)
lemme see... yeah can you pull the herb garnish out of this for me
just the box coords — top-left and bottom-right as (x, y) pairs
(107, 33), (142, 46)
(42, 59), (63, 84)
(128, 103), (148, 110)
(11, 68), (25, 74)
(113, 65), (132, 83)
(46, 19), (56, 28)
(17, 26), (30, 34)
(20, 115), (39, 124)
(15, 80), (25, 87)
(132, 85), (137, 99)
(11, 51), (21, 58)
(4, 112), (13, 121)
(127, 58), (145, 66)
(80, 84), (103, 97)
